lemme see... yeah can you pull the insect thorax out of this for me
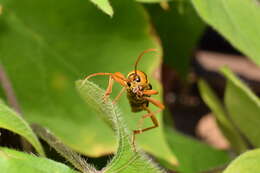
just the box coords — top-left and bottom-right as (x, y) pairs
(126, 84), (151, 112)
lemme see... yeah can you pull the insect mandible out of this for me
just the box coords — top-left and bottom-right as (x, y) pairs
(85, 49), (165, 149)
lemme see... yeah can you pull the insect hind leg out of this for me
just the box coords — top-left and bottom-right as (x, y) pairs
(131, 107), (161, 151)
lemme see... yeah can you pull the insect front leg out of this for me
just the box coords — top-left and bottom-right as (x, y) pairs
(142, 90), (158, 96)
(103, 75), (114, 102)
(84, 72), (128, 102)
(100, 72), (128, 102)
(112, 87), (126, 104)
(108, 72), (128, 103)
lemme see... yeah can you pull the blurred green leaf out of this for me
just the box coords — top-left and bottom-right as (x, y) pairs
(89, 0), (113, 17)
(198, 79), (248, 153)
(0, 148), (78, 173)
(223, 149), (260, 173)
(76, 80), (165, 173)
(89, 0), (171, 17)
(0, 0), (176, 165)
(0, 102), (44, 156)
(221, 67), (260, 147)
(191, 0), (260, 66)
(147, 2), (205, 78)
(137, 0), (171, 3)
(165, 127), (230, 173)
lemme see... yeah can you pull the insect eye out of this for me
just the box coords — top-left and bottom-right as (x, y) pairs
(135, 77), (141, 82)
(127, 82), (131, 87)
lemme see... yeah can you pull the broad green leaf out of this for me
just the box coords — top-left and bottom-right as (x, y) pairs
(191, 0), (260, 66)
(76, 80), (165, 173)
(0, 0), (176, 165)
(221, 67), (260, 147)
(89, 0), (113, 17)
(147, 2), (205, 79)
(198, 79), (248, 153)
(0, 148), (78, 173)
(0, 102), (44, 156)
(223, 149), (260, 173)
(165, 127), (230, 173)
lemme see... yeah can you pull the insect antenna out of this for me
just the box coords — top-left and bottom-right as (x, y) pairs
(134, 48), (158, 75)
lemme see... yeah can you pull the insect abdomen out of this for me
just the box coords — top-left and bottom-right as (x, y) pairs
(127, 91), (149, 112)
(128, 99), (149, 112)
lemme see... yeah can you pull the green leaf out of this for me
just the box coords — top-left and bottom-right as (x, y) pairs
(221, 67), (260, 147)
(89, 0), (113, 17)
(76, 80), (165, 173)
(0, 102), (44, 156)
(191, 0), (260, 66)
(198, 79), (248, 153)
(137, 0), (171, 3)
(32, 124), (96, 173)
(89, 0), (172, 16)
(147, 2), (205, 79)
(0, 148), (78, 173)
(165, 127), (230, 173)
(223, 149), (260, 173)
(0, 0), (176, 165)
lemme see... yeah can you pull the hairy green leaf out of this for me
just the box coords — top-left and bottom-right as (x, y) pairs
(221, 67), (260, 147)
(224, 149), (260, 173)
(0, 102), (44, 156)
(191, 0), (260, 66)
(32, 124), (95, 173)
(198, 79), (248, 153)
(0, 148), (77, 173)
(76, 80), (165, 173)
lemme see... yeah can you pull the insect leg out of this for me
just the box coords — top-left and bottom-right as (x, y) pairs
(85, 73), (113, 80)
(143, 97), (165, 110)
(112, 87), (126, 104)
(82, 72), (113, 87)
(131, 107), (161, 150)
(84, 72), (127, 87)
(137, 108), (161, 130)
(142, 90), (158, 96)
(84, 72), (128, 102)
(107, 72), (128, 103)
(111, 72), (128, 87)
(103, 72), (129, 101)
(103, 75), (114, 101)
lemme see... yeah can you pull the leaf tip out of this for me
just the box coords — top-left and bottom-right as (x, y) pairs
(89, 0), (114, 17)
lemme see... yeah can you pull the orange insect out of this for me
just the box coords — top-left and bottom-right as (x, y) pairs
(85, 49), (165, 149)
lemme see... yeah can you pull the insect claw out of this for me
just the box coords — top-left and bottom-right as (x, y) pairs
(131, 133), (137, 152)
(102, 95), (109, 103)
(132, 145), (137, 152)
(139, 129), (143, 133)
